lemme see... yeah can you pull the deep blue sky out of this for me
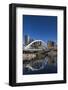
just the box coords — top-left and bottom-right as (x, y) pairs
(23, 15), (57, 43)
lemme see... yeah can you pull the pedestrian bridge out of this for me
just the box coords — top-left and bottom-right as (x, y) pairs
(24, 40), (47, 51)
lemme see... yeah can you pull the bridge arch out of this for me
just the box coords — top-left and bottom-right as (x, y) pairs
(24, 40), (47, 50)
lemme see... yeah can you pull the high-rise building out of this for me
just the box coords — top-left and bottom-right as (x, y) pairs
(25, 35), (34, 46)
(25, 35), (30, 45)
(47, 41), (55, 48)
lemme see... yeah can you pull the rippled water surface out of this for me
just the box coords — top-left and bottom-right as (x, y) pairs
(23, 56), (57, 75)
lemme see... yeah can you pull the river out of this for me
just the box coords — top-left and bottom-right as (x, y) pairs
(23, 56), (57, 75)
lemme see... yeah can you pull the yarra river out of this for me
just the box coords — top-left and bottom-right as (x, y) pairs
(23, 52), (57, 75)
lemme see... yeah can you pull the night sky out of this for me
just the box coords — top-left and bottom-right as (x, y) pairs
(23, 15), (57, 43)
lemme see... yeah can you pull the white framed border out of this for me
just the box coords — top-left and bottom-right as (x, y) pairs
(16, 7), (64, 83)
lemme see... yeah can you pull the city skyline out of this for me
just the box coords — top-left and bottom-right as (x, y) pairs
(23, 15), (57, 43)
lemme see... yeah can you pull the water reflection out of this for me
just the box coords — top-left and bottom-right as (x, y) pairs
(23, 55), (57, 75)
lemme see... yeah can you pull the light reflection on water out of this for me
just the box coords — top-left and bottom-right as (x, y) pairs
(23, 56), (57, 75)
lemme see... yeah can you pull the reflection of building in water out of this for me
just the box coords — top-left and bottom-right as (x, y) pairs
(23, 53), (36, 60)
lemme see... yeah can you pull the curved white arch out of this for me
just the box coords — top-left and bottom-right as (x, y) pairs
(24, 40), (47, 50)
